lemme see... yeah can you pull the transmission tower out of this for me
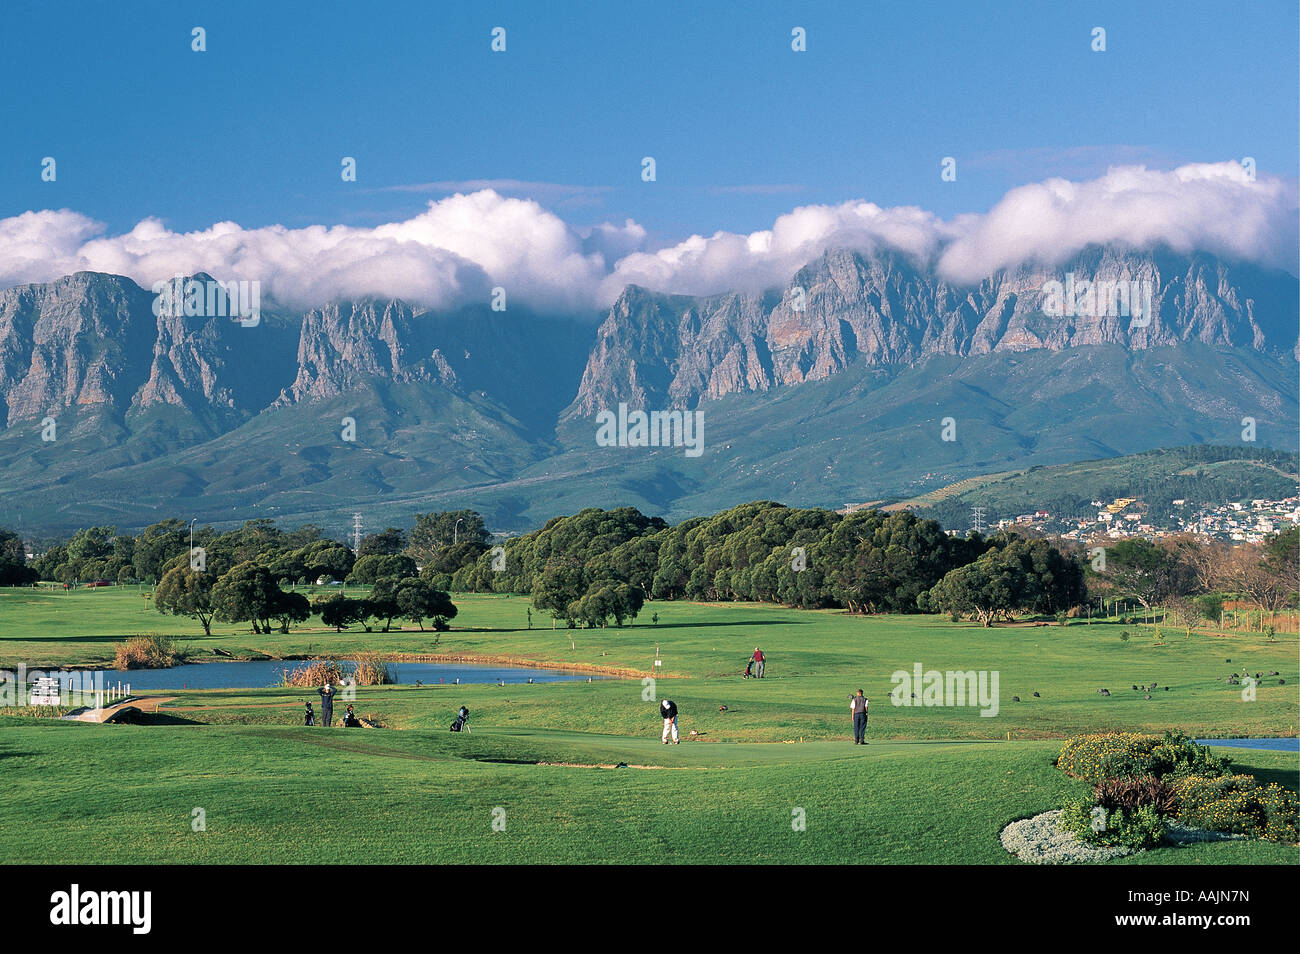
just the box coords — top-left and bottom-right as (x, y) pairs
(352, 513), (363, 553)
(971, 506), (986, 534)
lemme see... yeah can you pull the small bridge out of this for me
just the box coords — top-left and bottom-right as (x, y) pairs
(62, 696), (176, 724)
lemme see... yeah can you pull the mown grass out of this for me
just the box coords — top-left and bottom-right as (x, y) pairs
(0, 588), (1295, 863)
(0, 724), (1293, 864)
(1, 589), (1296, 739)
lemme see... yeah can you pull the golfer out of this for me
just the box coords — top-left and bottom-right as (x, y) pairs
(752, 647), (766, 679)
(660, 697), (679, 744)
(850, 689), (868, 745)
(318, 682), (335, 727)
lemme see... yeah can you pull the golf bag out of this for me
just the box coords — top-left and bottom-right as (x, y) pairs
(450, 705), (470, 733)
(744, 659), (754, 678)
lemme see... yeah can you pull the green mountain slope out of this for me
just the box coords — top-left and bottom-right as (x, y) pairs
(902, 446), (1299, 530)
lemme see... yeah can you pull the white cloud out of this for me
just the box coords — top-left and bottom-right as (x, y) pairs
(936, 162), (1298, 283)
(601, 201), (954, 301)
(0, 161), (1292, 314)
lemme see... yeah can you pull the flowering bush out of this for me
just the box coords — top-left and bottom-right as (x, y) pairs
(1056, 731), (1230, 784)
(1173, 774), (1299, 844)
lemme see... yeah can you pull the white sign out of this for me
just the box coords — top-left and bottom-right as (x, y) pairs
(30, 676), (60, 706)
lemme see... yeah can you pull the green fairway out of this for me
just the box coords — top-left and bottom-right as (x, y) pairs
(3, 588), (1295, 741)
(0, 724), (1294, 864)
(1, 587), (1296, 863)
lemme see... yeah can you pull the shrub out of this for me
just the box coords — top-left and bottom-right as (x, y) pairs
(280, 659), (347, 688)
(1057, 731), (1230, 784)
(113, 634), (188, 669)
(279, 654), (393, 688)
(1094, 774), (1178, 817)
(1060, 796), (1165, 851)
(1194, 593), (1223, 622)
(350, 651), (394, 686)
(1174, 774), (1300, 844)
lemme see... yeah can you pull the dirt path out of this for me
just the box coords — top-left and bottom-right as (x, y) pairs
(164, 701), (299, 712)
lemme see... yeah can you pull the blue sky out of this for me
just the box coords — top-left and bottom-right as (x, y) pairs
(4, 0), (1297, 246)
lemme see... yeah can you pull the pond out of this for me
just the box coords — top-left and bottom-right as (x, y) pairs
(88, 659), (603, 692)
(1194, 738), (1299, 752)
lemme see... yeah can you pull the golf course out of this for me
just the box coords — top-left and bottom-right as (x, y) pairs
(1, 587), (1296, 864)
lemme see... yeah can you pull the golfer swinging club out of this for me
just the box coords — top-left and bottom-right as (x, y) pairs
(660, 697), (679, 744)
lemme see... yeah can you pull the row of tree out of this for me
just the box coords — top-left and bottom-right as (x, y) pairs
(1086, 530), (1299, 625)
(152, 553), (458, 636)
(4, 503), (1295, 632)
(436, 503), (1086, 626)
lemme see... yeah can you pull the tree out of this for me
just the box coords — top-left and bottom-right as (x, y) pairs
(391, 577), (458, 631)
(357, 527), (407, 558)
(418, 540), (489, 581)
(363, 580), (403, 632)
(66, 526), (115, 578)
(155, 565), (220, 636)
(313, 594), (366, 631)
(1104, 539), (1191, 620)
(1265, 525), (1299, 574)
(569, 583), (644, 628)
(299, 540), (355, 583)
(999, 536), (1085, 615)
(1167, 534), (1230, 593)
(822, 510), (974, 613)
(1222, 533), (1296, 615)
(408, 510), (490, 570)
(531, 561), (587, 627)
(264, 549), (308, 586)
(29, 544), (68, 582)
(211, 562), (283, 634)
(0, 529), (37, 586)
(221, 519), (284, 566)
(924, 550), (1031, 627)
(1194, 592), (1225, 624)
(269, 590), (311, 633)
(349, 553), (417, 585)
(131, 519), (188, 582)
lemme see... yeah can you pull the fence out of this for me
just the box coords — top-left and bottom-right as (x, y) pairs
(92, 681), (132, 708)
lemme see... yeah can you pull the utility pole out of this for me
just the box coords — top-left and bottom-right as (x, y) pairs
(971, 506), (986, 534)
(352, 513), (363, 554)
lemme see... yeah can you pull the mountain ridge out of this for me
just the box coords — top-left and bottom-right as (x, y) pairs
(0, 246), (1295, 535)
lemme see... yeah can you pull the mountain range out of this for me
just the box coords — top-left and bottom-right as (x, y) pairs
(0, 246), (1295, 537)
